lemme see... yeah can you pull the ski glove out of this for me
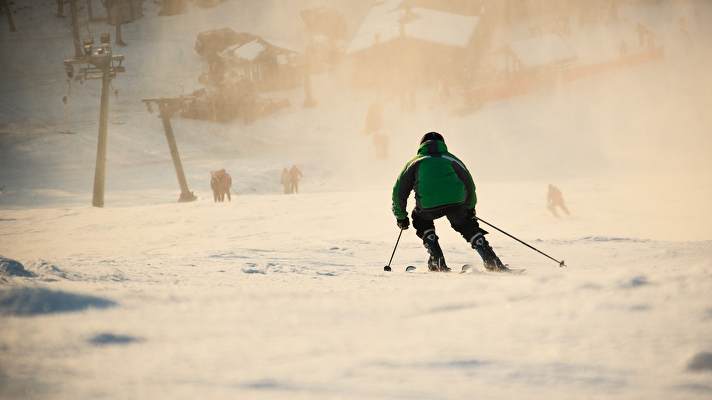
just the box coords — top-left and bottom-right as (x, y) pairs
(397, 217), (410, 230)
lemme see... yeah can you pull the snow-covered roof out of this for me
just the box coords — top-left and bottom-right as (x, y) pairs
(260, 36), (302, 54)
(506, 34), (577, 68)
(220, 40), (267, 62)
(347, 0), (479, 54)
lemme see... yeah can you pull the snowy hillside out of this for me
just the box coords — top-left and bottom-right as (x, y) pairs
(1, 0), (712, 399)
(1, 190), (712, 399)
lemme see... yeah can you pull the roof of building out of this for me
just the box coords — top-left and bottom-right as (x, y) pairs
(219, 37), (298, 63)
(347, 0), (479, 54)
(221, 40), (266, 62)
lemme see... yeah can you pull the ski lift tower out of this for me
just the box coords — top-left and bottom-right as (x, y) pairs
(141, 96), (197, 203)
(63, 32), (125, 208)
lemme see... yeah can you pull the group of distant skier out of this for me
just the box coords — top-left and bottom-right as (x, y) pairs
(280, 165), (303, 194)
(209, 164), (304, 202)
(210, 169), (232, 202)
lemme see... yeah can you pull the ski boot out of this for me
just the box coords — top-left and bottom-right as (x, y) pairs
(471, 231), (510, 272)
(423, 231), (451, 272)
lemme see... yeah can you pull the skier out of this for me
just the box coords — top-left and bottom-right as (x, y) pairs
(289, 165), (303, 194)
(391, 132), (508, 272)
(210, 169), (232, 202)
(280, 168), (291, 194)
(547, 184), (570, 217)
(372, 130), (389, 160)
(363, 101), (382, 135)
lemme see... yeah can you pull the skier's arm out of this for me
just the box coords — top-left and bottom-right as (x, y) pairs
(451, 161), (477, 209)
(391, 161), (417, 219)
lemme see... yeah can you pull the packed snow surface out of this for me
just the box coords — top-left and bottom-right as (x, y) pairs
(1, 187), (711, 399)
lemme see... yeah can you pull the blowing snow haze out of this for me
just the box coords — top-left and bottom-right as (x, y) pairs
(1, 1), (711, 399)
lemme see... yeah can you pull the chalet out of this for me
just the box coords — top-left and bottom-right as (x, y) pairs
(218, 36), (302, 91)
(346, 0), (481, 90)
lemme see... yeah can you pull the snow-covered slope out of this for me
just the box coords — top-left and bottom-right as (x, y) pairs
(1, 189), (712, 399)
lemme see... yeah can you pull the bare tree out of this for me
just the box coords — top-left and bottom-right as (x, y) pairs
(86, 0), (106, 21)
(87, 0), (94, 19)
(69, 0), (83, 56)
(1, 0), (17, 32)
(57, 0), (66, 17)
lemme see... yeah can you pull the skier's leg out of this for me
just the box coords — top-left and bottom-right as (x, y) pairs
(447, 206), (507, 271)
(412, 209), (435, 240)
(560, 203), (570, 216)
(412, 208), (449, 272)
(548, 204), (559, 217)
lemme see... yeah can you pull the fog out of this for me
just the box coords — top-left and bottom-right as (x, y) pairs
(1, 0), (711, 238)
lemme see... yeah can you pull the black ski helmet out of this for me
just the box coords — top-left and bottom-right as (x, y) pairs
(420, 131), (444, 144)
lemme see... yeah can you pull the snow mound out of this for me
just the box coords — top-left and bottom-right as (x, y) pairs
(0, 256), (35, 278)
(687, 352), (712, 372)
(242, 263), (269, 274)
(89, 333), (142, 346)
(580, 236), (650, 243)
(619, 275), (649, 289)
(26, 260), (81, 281)
(0, 287), (116, 316)
(239, 379), (296, 391)
(22, 260), (127, 283)
(673, 383), (712, 394)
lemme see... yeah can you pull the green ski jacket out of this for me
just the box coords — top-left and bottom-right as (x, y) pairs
(391, 140), (476, 219)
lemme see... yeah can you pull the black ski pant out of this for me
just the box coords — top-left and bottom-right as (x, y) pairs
(411, 204), (482, 244)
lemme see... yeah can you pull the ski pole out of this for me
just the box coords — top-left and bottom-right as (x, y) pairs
(384, 228), (404, 272)
(476, 217), (566, 268)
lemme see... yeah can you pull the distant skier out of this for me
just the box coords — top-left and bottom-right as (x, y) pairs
(636, 23), (656, 49)
(391, 132), (508, 272)
(372, 131), (389, 160)
(289, 165), (303, 194)
(547, 184), (570, 217)
(678, 15), (690, 38)
(210, 169), (232, 202)
(280, 167), (291, 194)
(363, 101), (382, 135)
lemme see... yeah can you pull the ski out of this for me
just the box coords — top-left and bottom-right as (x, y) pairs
(461, 264), (526, 274)
(394, 264), (525, 274)
(506, 268), (526, 274)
